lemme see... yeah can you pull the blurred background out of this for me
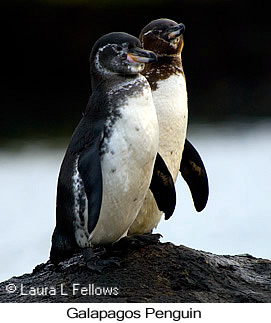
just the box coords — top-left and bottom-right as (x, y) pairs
(0, 0), (270, 282)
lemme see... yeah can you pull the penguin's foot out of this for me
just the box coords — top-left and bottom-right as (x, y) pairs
(92, 246), (108, 257)
(83, 248), (121, 273)
(111, 233), (162, 252)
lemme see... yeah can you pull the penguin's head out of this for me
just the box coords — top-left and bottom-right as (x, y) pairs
(90, 32), (157, 76)
(140, 19), (185, 57)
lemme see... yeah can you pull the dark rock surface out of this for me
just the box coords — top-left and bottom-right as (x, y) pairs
(1, 242), (271, 303)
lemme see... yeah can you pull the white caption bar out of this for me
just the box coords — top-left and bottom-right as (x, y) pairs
(2, 303), (271, 323)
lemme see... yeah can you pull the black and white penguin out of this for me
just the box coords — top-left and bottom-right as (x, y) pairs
(50, 32), (176, 270)
(128, 19), (209, 235)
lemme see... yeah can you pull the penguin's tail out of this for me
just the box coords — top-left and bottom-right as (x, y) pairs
(50, 226), (79, 265)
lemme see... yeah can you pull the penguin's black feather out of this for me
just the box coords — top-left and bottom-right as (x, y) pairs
(180, 139), (209, 212)
(78, 120), (104, 234)
(150, 153), (176, 220)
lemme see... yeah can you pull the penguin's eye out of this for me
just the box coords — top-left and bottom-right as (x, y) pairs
(116, 46), (123, 52)
(153, 29), (160, 35)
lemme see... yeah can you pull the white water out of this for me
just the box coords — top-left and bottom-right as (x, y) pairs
(0, 121), (270, 282)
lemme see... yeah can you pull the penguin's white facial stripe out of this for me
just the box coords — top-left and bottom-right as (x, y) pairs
(95, 45), (116, 75)
(143, 30), (153, 36)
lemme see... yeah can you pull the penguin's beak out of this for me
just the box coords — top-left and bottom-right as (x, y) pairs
(127, 48), (157, 63)
(167, 23), (185, 40)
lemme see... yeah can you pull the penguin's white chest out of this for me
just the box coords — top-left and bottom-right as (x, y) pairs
(74, 84), (159, 247)
(153, 73), (188, 180)
(128, 73), (188, 235)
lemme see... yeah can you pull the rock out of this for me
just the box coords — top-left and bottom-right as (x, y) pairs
(1, 242), (271, 302)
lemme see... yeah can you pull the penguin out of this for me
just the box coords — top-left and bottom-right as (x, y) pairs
(50, 32), (176, 271)
(128, 19), (209, 235)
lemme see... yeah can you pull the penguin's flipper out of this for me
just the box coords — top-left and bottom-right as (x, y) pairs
(150, 153), (176, 220)
(180, 139), (209, 212)
(78, 133), (103, 235)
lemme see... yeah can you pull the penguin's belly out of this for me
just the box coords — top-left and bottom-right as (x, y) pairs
(128, 74), (188, 235)
(75, 89), (159, 247)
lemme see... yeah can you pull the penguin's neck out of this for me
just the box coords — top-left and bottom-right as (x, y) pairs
(107, 74), (149, 108)
(92, 73), (140, 93)
(157, 54), (183, 66)
(143, 55), (184, 91)
(89, 73), (148, 117)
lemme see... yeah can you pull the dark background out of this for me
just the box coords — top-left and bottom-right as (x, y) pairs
(1, 0), (270, 142)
